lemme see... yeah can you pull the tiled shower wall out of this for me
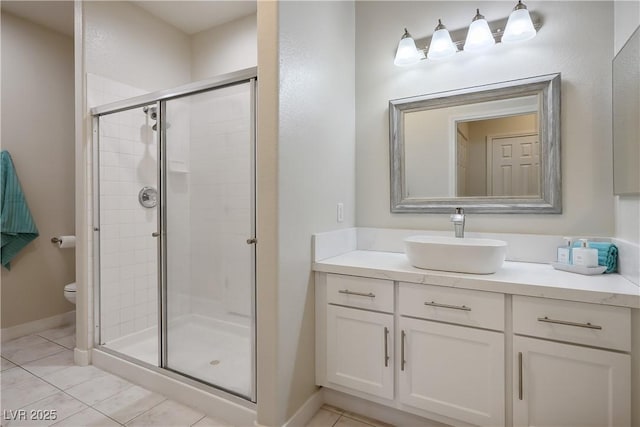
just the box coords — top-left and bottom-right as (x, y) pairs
(88, 74), (159, 344)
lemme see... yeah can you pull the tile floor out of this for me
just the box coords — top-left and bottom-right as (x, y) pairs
(1, 325), (392, 427)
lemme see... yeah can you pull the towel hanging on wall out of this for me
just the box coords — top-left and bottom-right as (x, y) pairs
(1, 150), (39, 270)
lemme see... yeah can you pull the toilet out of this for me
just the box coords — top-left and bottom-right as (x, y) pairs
(64, 282), (76, 304)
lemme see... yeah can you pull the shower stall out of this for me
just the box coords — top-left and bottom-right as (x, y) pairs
(91, 69), (257, 403)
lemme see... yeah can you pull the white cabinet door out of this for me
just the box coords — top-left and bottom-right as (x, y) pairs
(513, 336), (631, 427)
(398, 317), (505, 426)
(326, 304), (394, 399)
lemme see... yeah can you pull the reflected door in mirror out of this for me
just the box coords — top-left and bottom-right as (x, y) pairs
(455, 114), (539, 197)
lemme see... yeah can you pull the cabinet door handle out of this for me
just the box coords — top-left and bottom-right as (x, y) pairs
(338, 289), (375, 298)
(518, 352), (523, 400)
(537, 316), (602, 330)
(384, 327), (390, 367)
(401, 330), (406, 371)
(424, 301), (471, 311)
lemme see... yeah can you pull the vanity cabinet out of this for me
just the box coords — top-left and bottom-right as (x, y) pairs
(326, 305), (393, 399)
(323, 274), (394, 400)
(316, 273), (633, 427)
(398, 283), (505, 427)
(512, 296), (631, 427)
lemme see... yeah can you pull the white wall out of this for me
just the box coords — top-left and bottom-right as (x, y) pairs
(254, 1), (356, 424)
(84, 1), (191, 92)
(191, 13), (257, 81)
(356, 1), (615, 236)
(1, 12), (75, 328)
(278, 0), (356, 419)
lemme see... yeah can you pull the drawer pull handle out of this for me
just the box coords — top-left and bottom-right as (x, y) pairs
(537, 316), (602, 330)
(424, 301), (471, 311)
(384, 327), (390, 367)
(338, 289), (375, 298)
(401, 330), (406, 371)
(518, 352), (523, 400)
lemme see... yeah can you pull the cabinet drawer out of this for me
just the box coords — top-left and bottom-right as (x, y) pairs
(399, 282), (505, 331)
(327, 274), (394, 313)
(513, 296), (631, 351)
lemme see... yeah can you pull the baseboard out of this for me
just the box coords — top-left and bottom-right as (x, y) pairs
(1, 311), (75, 342)
(282, 388), (325, 427)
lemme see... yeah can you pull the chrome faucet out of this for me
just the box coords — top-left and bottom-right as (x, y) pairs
(450, 208), (465, 238)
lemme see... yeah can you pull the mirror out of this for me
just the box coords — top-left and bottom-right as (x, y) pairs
(613, 26), (639, 195)
(390, 73), (561, 213)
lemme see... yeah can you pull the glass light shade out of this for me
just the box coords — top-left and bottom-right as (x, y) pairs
(463, 17), (495, 52)
(427, 28), (457, 60)
(394, 31), (421, 66)
(502, 8), (536, 43)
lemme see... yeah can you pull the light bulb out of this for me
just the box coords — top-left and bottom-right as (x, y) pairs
(463, 9), (495, 52)
(427, 19), (457, 60)
(394, 28), (421, 67)
(502, 1), (536, 43)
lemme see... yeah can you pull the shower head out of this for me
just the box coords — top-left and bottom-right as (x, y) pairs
(142, 105), (170, 131)
(142, 105), (157, 120)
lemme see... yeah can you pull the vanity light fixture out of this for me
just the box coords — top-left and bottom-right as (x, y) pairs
(502, 0), (537, 43)
(393, 28), (422, 66)
(427, 19), (457, 60)
(393, 1), (539, 66)
(463, 9), (495, 52)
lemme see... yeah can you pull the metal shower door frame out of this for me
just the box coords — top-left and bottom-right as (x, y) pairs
(91, 67), (258, 403)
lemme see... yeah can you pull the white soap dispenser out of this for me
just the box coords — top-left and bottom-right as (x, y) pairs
(556, 237), (572, 264)
(572, 239), (599, 267)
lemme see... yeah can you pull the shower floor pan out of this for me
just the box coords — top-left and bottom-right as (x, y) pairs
(105, 313), (251, 398)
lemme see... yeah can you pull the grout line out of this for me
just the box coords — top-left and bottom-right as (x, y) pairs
(191, 414), (207, 426)
(346, 415), (380, 427)
(117, 396), (171, 426)
(1, 336), (69, 366)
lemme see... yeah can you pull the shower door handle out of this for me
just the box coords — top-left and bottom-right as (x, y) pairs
(246, 238), (257, 244)
(152, 232), (160, 238)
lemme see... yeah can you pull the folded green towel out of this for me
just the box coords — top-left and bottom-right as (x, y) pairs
(1, 150), (39, 270)
(572, 241), (618, 273)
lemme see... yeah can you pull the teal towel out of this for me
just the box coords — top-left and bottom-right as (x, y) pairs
(572, 241), (618, 274)
(1, 151), (39, 270)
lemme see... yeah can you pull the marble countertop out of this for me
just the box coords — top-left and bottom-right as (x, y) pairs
(313, 250), (640, 309)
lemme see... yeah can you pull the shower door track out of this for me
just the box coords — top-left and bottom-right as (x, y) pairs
(91, 67), (258, 403)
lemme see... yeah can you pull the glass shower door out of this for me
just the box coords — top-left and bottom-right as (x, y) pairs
(96, 103), (160, 366)
(162, 81), (256, 400)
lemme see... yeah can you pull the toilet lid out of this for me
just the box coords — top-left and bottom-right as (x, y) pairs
(64, 283), (77, 292)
